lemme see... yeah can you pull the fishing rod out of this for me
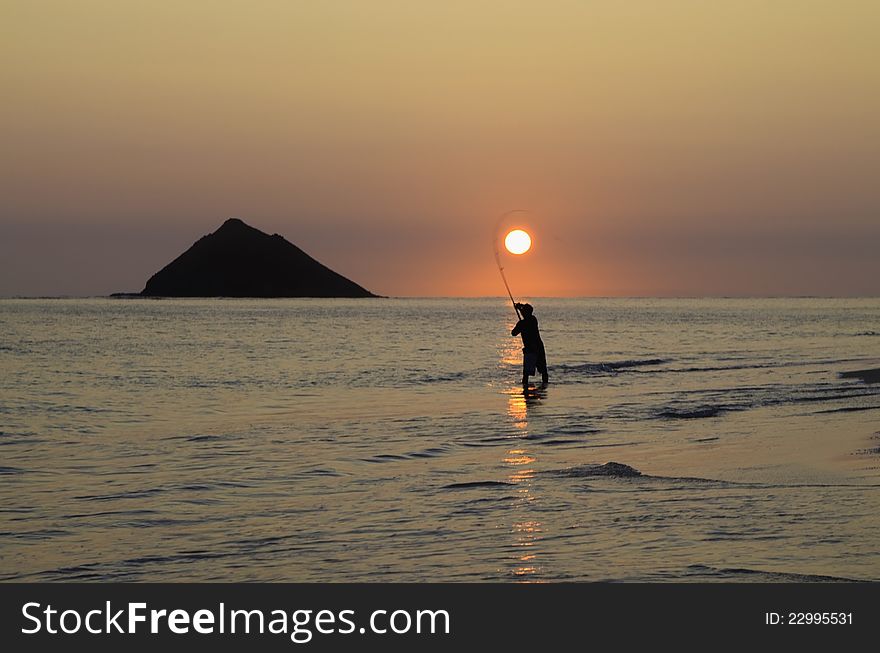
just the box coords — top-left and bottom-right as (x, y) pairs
(494, 244), (521, 321)
(493, 209), (529, 321)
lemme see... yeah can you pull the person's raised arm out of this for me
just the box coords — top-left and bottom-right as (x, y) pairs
(511, 320), (522, 337)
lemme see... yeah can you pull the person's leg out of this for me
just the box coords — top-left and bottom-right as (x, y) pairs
(522, 349), (533, 386)
(538, 355), (549, 383)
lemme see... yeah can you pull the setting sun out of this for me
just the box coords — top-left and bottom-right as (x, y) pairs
(504, 229), (532, 255)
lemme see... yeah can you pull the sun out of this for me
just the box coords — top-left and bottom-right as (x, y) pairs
(504, 229), (532, 255)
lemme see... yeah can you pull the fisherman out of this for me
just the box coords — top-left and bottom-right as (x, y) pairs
(511, 303), (549, 386)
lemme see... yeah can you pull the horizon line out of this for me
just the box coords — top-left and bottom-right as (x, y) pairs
(2, 294), (879, 301)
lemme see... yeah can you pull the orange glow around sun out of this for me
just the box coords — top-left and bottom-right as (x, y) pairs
(504, 229), (531, 255)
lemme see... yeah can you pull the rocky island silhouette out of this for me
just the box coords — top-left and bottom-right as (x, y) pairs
(136, 218), (377, 298)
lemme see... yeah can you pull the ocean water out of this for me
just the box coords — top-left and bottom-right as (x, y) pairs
(1, 297), (879, 582)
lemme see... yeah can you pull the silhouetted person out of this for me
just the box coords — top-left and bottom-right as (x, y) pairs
(511, 303), (549, 386)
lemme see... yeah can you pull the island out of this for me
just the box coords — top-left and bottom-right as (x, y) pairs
(137, 218), (378, 298)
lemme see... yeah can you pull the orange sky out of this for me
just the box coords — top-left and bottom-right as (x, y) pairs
(1, 1), (878, 296)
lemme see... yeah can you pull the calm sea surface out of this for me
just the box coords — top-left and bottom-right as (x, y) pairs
(1, 298), (879, 581)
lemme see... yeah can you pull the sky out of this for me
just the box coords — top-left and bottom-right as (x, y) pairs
(1, 0), (878, 297)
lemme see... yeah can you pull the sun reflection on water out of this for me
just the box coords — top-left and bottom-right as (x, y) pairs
(506, 391), (528, 429)
(499, 326), (553, 580)
(503, 387), (547, 579)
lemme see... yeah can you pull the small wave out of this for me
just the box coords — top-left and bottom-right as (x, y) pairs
(61, 509), (156, 520)
(671, 363), (775, 373)
(449, 495), (519, 516)
(840, 368), (880, 384)
(797, 389), (879, 402)
(703, 532), (787, 542)
(118, 550), (231, 567)
(74, 488), (166, 501)
(71, 480), (248, 501)
(460, 436), (517, 447)
(362, 454), (410, 463)
(550, 462), (642, 478)
(296, 468), (344, 477)
(656, 406), (727, 419)
(415, 372), (466, 384)
(185, 434), (225, 442)
(2, 529), (71, 541)
(360, 446), (450, 463)
(0, 438), (46, 447)
(670, 357), (871, 374)
(815, 405), (880, 414)
(346, 368), (468, 388)
(535, 439), (581, 446)
(442, 481), (514, 489)
(685, 564), (861, 583)
(409, 447), (449, 458)
(855, 331), (879, 336)
(556, 358), (667, 376)
(549, 463), (742, 486)
(553, 425), (602, 435)
(0, 466), (26, 475)
(460, 495), (518, 505)
(162, 433), (227, 442)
